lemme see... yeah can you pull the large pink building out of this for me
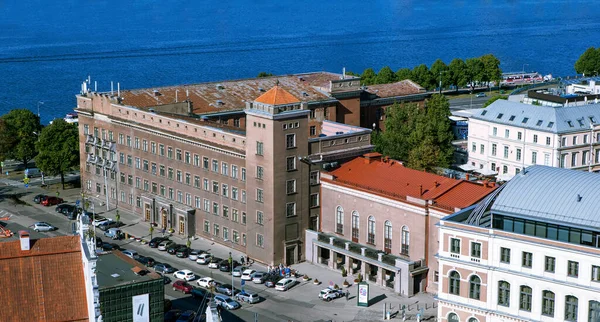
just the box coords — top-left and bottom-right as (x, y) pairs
(305, 153), (496, 296)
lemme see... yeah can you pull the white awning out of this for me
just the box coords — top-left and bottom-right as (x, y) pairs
(459, 164), (477, 171)
(476, 168), (498, 176)
(496, 173), (515, 182)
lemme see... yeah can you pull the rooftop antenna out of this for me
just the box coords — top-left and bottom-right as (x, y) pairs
(111, 81), (114, 96)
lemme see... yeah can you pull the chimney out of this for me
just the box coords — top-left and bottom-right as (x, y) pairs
(19, 231), (30, 251)
(363, 152), (382, 164)
(465, 173), (470, 181)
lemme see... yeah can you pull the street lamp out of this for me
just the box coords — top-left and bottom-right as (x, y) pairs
(439, 70), (448, 94)
(37, 101), (44, 118)
(229, 251), (234, 296)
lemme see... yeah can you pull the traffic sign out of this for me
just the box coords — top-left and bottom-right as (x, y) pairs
(76, 200), (80, 206)
(24, 184), (29, 188)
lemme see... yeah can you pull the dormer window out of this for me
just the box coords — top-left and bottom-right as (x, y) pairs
(536, 120), (543, 126)
(497, 113), (504, 119)
(522, 117), (529, 124)
(509, 115), (515, 121)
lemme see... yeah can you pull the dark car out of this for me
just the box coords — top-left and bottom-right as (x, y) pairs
(191, 287), (211, 300)
(149, 237), (168, 248)
(154, 262), (176, 274)
(167, 243), (184, 255)
(98, 220), (119, 231)
(100, 242), (116, 251)
(175, 246), (191, 258)
(265, 274), (282, 288)
(161, 274), (172, 285)
(95, 237), (103, 248)
(172, 280), (193, 294)
(219, 260), (240, 272)
(33, 194), (48, 204)
(215, 283), (239, 296)
(164, 309), (182, 322)
(136, 255), (156, 267)
(176, 310), (196, 322)
(66, 209), (79, 220)
(55, 204), (75, 214)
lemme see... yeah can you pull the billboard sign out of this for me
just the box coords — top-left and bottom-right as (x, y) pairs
(132, 294), (149, 322)
(357, 282), (369, 307)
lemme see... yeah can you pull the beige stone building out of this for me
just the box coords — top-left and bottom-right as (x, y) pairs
(305, 153), (495, 296)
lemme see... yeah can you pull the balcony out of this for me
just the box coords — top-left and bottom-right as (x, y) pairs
(86, 154), (97, 164)
(85, 135), (95, 144)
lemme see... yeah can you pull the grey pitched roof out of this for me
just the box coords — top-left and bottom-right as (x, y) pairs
(471, 99), (600, 134)
(491, 165), (600, 230)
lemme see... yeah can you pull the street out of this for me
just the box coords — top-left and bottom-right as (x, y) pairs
(449, 95), (490, 110)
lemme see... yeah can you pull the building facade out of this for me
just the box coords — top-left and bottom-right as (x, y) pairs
(438, 166), (600, 322)
(305, 153), (495, 296)
(77, 80), (375, 265)
(467, 100), (600, 181)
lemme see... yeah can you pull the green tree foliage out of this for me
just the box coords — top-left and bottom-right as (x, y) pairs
(360, 68), (377, 85)
(374, 94), (454, 171)
(448, 58), (469, 89)
(0, 109), (42, 166)
(574, 47), (600, 75)
(430, 59), (450, 90)
(35, 119), (79, 189)
(411, 64), (434, 90)
(375, 66), (396, 84)
(466, 58), (485, 85)
(395, 68), (412, 81)
(480, 54), (502, 86)
(257, 72), (274, 77)
(483, 95), (508, 108)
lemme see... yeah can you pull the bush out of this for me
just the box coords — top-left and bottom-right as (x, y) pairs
(357, 273), (363, 283)
(343, 279), (349, 286)
(341, 266), (347, 277)
(334, 284), (340, 290)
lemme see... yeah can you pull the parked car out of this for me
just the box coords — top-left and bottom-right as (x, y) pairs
(319, 288), (344, 301)
(252, 271), (267, 284)
(213, 295), (241, 310)
(121, 249), (138, 259)
(32, 222), (56, 232)
(173, 269), (196, 281)
(191, 287), (211, 300)
(149, 237), (168, 248)
(196, 277), (215, 288)
(175, 310), (196, 322)
(175, 246), (191, 258)
(188, 249), (205, 261)
(236, 291), (260, 304)
(167, 243), (184, 255)
(100, 242), (117, 251)
(232, 266), (246, 277)
(91, 216), (109, 227)
(33, 194), (47, 204)
(103, 228), (123, 240)
(275, 278), (296, 291)
(55, 204), (75, 214)
(241, 269), (256, 281)
(41, 197), (63, 206)
(208, 257), (222, 269)
(160, 273), (172, 285)
(98, 220), (118, 231)
(95, 237), (103, 248)
(136, 255), (156, 267)
(164, 309), (182, 322)
(219, 259), (240, 272)
(215, 284), (238, 296)
(196, 253), (213, 265)
(158, 240), (175, 251)
(154, 263), (176, 274)
(172, 280), (193, 294)
(264, 275), (282, 288)
(476, 92), (487, 98)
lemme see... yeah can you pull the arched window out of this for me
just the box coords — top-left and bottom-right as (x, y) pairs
(367, 216), (375, 244)
(335, 206), (344, 234)
(401, 226), (410, 256)
(448, 312), (459, 322)
(351, 211), (359, 241)
(498, 281), (510, 306)
(589, 300), (600, 322)
(542, 290), (555, 317)
(468, 318), (478, 322)
(469, 275), (481, 300)
(519, 285), (532, 311)
(449, 271), (460, 295)
(565, 295), (578, 321)
(384, 221), (392, 252)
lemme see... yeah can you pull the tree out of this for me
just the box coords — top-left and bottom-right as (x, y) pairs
(395, 68), (412, 81)
(465, 58), (484, 86)
(574, 47), (600, 76)
(0, 109), (42, 166)
(257, 72), (273, 77)
(448, 58), (468, 89)
(483, 95), (508, 108)
(411, 64), (434, 90)
(35, 119), (79, 189)
(480, 54), (502, 87)
(375, 102), (422, 162)
(430, 59), (449, 91)
(422, 94), (454, 167)
(360, 68), (377, 85)
(375, 66), (396, 84)
(407, 139), (441, 172)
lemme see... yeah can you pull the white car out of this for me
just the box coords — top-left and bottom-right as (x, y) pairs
(207, 260), (220, 269)
(241, 269), (256, 281)
(275, 278), (296, 291)
(188, 249), (203, 261)
(196, 277), (215, 288)
(196, 253), (212, 265)
(232, 266), (246, 277)
(32, 222), (56, 232)
(92, 217), (111, 227)
(173, 269), (196, 281)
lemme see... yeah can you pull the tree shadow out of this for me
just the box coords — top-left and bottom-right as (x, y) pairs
(369, 293), (387, 306)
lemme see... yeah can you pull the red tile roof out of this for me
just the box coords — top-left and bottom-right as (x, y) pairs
(324, 156), (495, 211)
(0, 235), (89, 321)
(254, 85), (300, 105)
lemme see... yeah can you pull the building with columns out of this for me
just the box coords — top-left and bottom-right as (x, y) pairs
(305, 153), (495, 296)
(437, 165), (600, 322)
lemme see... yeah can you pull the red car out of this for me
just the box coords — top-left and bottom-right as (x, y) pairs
(41, 197), (64, 207)
(172, 280), (193, 294)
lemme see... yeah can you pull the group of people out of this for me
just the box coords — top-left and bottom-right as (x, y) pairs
(267, 263), (293, 277)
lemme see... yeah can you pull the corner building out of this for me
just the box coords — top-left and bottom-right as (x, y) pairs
(438, 165), (600, 322)
(77, 77), (376, 265)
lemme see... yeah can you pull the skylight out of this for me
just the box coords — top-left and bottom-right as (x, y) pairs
(481, 110), (487, 115)
(577, 119), (584, 127)
(509, 115), (516, 121)
(547, 122), (554, 128)
(590, 116), (596, 123)
(522, 117), (529, 124)
(536, 120), (543, 126)
(497, 113), (504, 119)
(567, 121), (573, 127)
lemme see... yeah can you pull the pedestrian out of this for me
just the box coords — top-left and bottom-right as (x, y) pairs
(240, 256), (245, 265)
(346, 290), (349, 301)
(161, 228), (166, 236)
(246, 255), (250, 265)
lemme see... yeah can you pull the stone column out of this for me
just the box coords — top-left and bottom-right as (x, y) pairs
(361, 261), (368, 281)
(329, 250), (337, 270)
(395, 269), (402, 295)
(345, 256), (352, 275)
(376, 253), (384, 286)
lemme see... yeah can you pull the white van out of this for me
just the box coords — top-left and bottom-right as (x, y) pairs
(25, 168), (42, 178)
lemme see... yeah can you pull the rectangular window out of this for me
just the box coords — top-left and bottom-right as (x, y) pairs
(310, 171), (320, 185)
(143, 160), (149, 171)
(203, 157), (209, 169)
(592, 265), (600, 282)
(222, 184), (229, 198)
(522, 252), (532, 268)
(233, 230), (239, 243)
(152, 182), (157, 194)
(286, 179), (296, 194)
(310, 126), (316, 136)
(232, 209), (239, 222)
(545, 256), (555, 273)
(176, 170), (182, 182)
(185, 173), (191, 185)
(213, 224), (219, 237)
(571, 152), (578, 167)
(241, 168), (246, 182)
(532, 151), (537, 164)
(193, 154), (200, 167)
(222, 162), (228, 176)
(222, 206), (229, 218)
(184, 151), (190, 164)
(256, 234), (264, 247)
(256, 189), (264, 203)
(256, 166), (264, 179)
(231, 165), (238, 179)
(160, 185), (165, 196)
(286, 133), (296, 149)
(241, 190), (246, 203)
(480, 144), (484, 154)
(256, 141), (264, 155)
(134, 137), (140, 149)
(242, 212), (246, 225)
(505, 129), (509, 138)
(203, 199), (209, 212)
(232, 187), (238, 200)
(568, 261), (579, 277)
(194, 176), (200, 188)
(203, 179), (209, 191)
(500, 247), (511, 263)
(204, 220), (210, 233)
(223, 227), (229, 241)
(142, 139), (147, 151)
(212, 181), (219, 194)
(177, 191), (183, 203)
(256, 211), (263, 225)
(517, 131), (522, 140)
(212, 160), (219, 173)
(504, 146), (509, 158)
(167, 168), (174, 180)
(168, 188), (174, 200)
(286, 203), (296, 217)
(310, 193), (319, 207)
(286, 156), (296, 171)
(492, 144), (497, 156)
(450, 238), (460, 254)
(533, 134), (538, 143)
(176, 149), (182, 161)
(472, 143), (476, 152)
(546, 137), (551, 145)
(470, 242), (481, 258)
(493, 127), (497, 136)
(213, 202), (219, 216)
(516, 148), (521, 161)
